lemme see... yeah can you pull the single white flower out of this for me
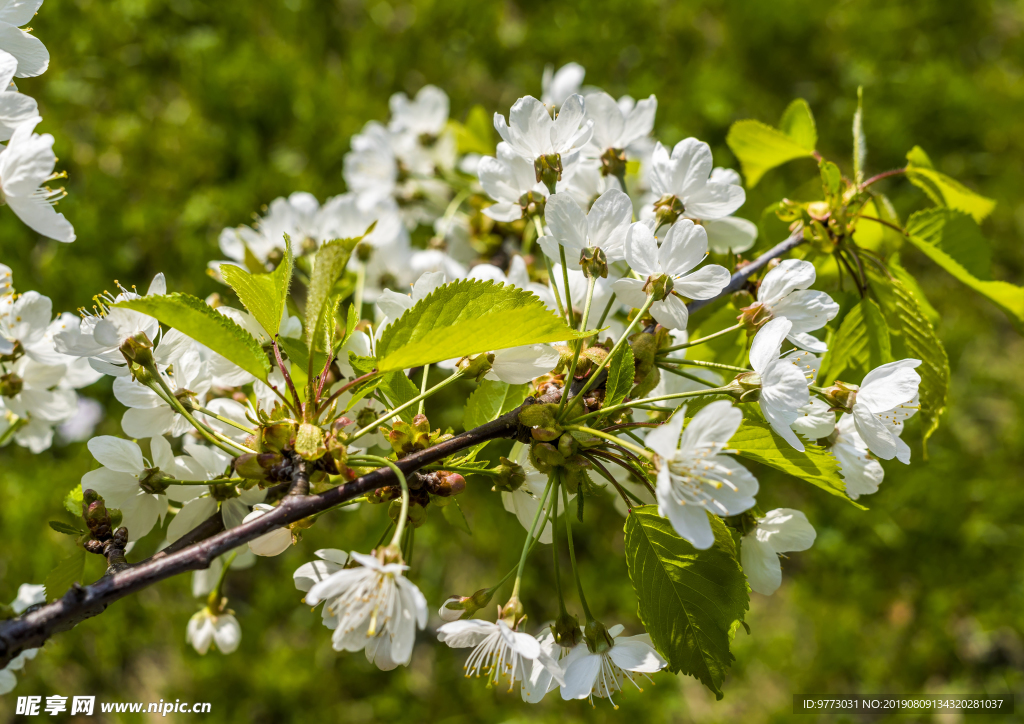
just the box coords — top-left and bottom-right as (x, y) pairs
(186, 607), (241, 655)
(649, 139), (746, 220)
(477, 142), (550, 222)
(829, 413), (885, 499)
(741, 508), (816, 595)
(521, 628), (574, 702)
(613, 219), (731, 330)
(560, 624), (666, 706)
(1, 356), (77, 453)
(0, 116), (74, 242)
(303, 550), (427, 671)
(850, 359), (921, 463)
(0, 1), (48, 78)
(541, 62), (585, 108)
(243, 503), (292, 557)
(81, 435), (189, 540)
(388, 84), (449, 137)
(748, 259), (839, 353)
(538, 188), (633, 269)
(584, 91), (657, 157)
(749, 318), (811, 451)
(494, 95), (594, 169)
(438, 617), (566, 692)
(645, 400), (758, 549)
(343, 120), (398, 205)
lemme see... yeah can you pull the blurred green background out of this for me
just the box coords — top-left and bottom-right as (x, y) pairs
(2, 0), (1023, 721)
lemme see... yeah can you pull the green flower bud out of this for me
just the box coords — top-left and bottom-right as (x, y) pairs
(642, 273), (675, 302)
(119, 331), (155, 367)
(518, 190), (547, 221)
(519, 403), (562, 442)
(529, 442), (565, 474)
(456, 353), (494, 382)
(260, 421), (296, 453)
(552, 610), (582, 648)
(534, 153), (562, 194)
(579, 246), (608, 279)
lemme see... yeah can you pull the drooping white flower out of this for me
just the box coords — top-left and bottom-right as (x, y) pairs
(437, 617), (566, 692)
(0, 50), (38, 141)
(649, 139), (746, 220)
(494, 95), (594, 170)
(613, 219), (731, 330)
(829, 413), (885, 499)
(53, 273), (165, 376)
(785, 350), (837, 440)
(749, 318), (811, 451)
(538, 189), (633, 269)
(243, 503), (292, 557)
(0, 583), (45, 695)
(81, 435), (188, 540)
(560, 625), (666, 706)
(0, 1), (49, 78)
(645, 400), (758, 549)
(477, 142), (550, 222)
(541, 62), (585, 108)
(584, 91), (657, 157)
(749, 259), (839, 353)
(850, 359), (921, 464)
(186, 607), (241, 655)
(0, 116), (74, 242)
(303, 550), (428, 671)
(293, 548), (350, 629)
(740, 508), (816, 595)
(521, 629), (574, 702)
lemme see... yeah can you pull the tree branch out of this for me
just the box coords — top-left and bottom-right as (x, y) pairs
(0, 231), (807, 667)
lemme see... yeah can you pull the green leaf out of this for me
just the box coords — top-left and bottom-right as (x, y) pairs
(463, 379), (529, 431)
(48, 520), (81, 535)
(819, 299), (891, 384)
(380, 372), (420, 423)
(852, 86), (866, 185)
(889, 254), (939, 325)
(820, 160), (842, 204)
(905, 147), (995, 222)
(452, 105), (495, 156)
(277, 336), (327, 385)
(44, 549), (86, 601)
(869, 269), (950, 450)
(374, 279), (586, 373)
(63, 486), (83, 516)
(441, 498), (472, 535)
(779, 98), (817, 150)
(115, 293), (271, 381)
(603, 343), (635, 409)
(728, 419), (864, 508)
(905, 209), (1024, 328)
(624, 507), (748, 699)
(220, 237), (294, 336)
(726, 100), (816, 187)
(306, 237), (360, 352)
(853, 196), (903, 254)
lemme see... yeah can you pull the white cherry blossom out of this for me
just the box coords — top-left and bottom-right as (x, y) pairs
(538, 189), (633, 269)
(751, 259), (839, 353)
(830, 413), (885, 499)
(649, 139), (745, 220)
(0, 50), (37, 141)
(186, 608), (241, 655)
(541, 62), (585, 108)
(559, 625), (666, 706)
(645, 400), (758, 549)
(494, 95), (594, 169)
(477, 142), (550, 222)
(437, 617), (565, 692)
(749, 318), (811, 451)
(741, 508), (816, 595)
(584, 91), (657, 156)
(850, 359), (921, 463)
(0, 116), (74, 241)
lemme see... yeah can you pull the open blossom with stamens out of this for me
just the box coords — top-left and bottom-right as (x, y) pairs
(538, 189), (633, 270)
(649, 139), (746, 220)
(437, 617), (565, 692)
(560, 624), (666, 707)
(849, 359), (921, 463)
(613, 219), (730, 330)
(0, 116), (74, 242)
(741, 508), (816, 595)
(303, 550), (427, 671)
(645, 400), (758, 548)
(477, 142), (552, 222)
(749, 318), (812, 451)
(745, 259), (839, 353)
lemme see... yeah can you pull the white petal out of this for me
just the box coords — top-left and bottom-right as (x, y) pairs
(703, 216), (757, 254)
(608, 636), (667, 673)
(741, 536), (782, 595)
(749, 317), (792, 374)
(650, 294), (689, 330)
(560, 650), (602, 700)
(758, 259), (815, 305)
(87, 435), (143, 474)
(659, 219), (707, 277)
(623, 221), (660, 277)
(757, 508), (816, 553)
(673, 265), (731, 301)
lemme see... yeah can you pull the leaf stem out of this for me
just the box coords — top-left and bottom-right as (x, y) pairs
(659, 323), (742, 353)
(658, 358), (749, 373)
(360, 455), (410, 548)
(511, 475), (554, 599)
(557, 275), (597, 417)
(561, 480), (592, 622)
(558, 246), (576, 328)
(657, 363), (722, 388)
(348, 369), (464, 443)
(417, 364), (430, 416)
(595, 292), (617, 329)
(564, 425), (653, 460)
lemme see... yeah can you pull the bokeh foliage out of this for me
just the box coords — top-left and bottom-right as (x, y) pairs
(1, 0), (1023, 721)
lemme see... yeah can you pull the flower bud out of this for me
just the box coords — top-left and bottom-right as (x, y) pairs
(456, 353), (494, 382)
(432, 472), (466, 497)
(519, 403), (562, 442)
(534, 153), (562, 194)
(260, 421), (296, 453)
(579, 246), (608, 279)
(0, 372), (22, 398)
(82, 489), (115, 540)
(491, 456), (526, 493)
(557, 432), (578, 459)
(642, 273), (675, 302)
(233, 452), (284, 481)
(529, 442), (565, 474)
(439, 587), (494, 622)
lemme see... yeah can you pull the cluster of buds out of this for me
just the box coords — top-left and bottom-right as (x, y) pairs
(81, 489), (129, 571)
(369, 469), (467, 529)
(387, 414), (451, 457)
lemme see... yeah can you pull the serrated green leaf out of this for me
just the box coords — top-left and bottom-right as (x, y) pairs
(624, 507), (748, 699)
(44, 549), (86, 601)
(380, 372), (420, 423)
(463, 379), (529, 431)
(277, 335), (327, 386)
(728, 419), (864, 508)
(726, 105), (816, 187)
(48, 520), (81, 535)
(441, 498), (472, 535)
(905, 147), (995, 222)
(889, 254), (939, 325)
(337, 303), (358, 353)
(905, 209), (1024, 328)
(115, 293), (271, 381)
(603, 343), (635, 409)
(63, 486), (83, 516)
(819, 299), (891, 384)
(868, 268), (950, 451)
(220, 237), (294, 336)
(306, 237), (360, 353)
(374, 279), (586, 373)
(779, 98), (817, 150)
(852, 86), (866, 185)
